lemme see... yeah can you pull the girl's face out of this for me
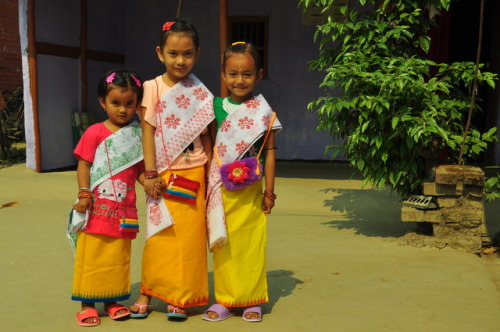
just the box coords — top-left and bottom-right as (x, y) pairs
(156, 34), (199, 86)
(222, 53), (263, 103)
(99, 87), (138, 131)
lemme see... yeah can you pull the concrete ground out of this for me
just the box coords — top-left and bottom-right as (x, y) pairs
(1, 161), (500, 332)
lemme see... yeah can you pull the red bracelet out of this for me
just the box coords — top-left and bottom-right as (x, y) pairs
(263, 191), (277, 201)
(78, 189), (93, 199)
(144, 169), (159, 179)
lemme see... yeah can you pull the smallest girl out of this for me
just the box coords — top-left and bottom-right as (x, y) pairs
(69, 69), (148, 327)
(204, 42), (282, 322)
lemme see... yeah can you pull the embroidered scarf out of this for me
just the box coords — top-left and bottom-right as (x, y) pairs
(206, 94), (282, 249)
(67, 121), (143, 253)
(146, 74), (214, 239)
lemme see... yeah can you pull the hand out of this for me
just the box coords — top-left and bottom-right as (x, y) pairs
(262, 196), (275, 214)
(143, 177), (165, 200)
(73, 197), (92, 213)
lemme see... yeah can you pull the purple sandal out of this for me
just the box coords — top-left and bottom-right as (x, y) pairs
(202, 304), (235, 322)
(242, 306), (262, 322)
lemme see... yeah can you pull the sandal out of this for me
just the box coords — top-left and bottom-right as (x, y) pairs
(105, 303), (130, 320)
(166, 304), (187, 319)
(130, 303), (149, 318)
(242, 306), (262, 322)
(202, 304), (234, 322)
(76, 308), (100, 327)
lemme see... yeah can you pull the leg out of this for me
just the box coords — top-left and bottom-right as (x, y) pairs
(130, 293), (151, 318)
(76, 302), (100, 326)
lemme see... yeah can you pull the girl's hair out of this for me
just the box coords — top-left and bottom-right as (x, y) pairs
(97, 68), (144, 103)
(222, 42), (262, 72)
(160, 19), (200, 50)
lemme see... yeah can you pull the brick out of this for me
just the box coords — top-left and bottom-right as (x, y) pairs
(422, 181), (483, 197)
(435, 165), (485, 186)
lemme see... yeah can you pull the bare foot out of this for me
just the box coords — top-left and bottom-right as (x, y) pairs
(130, 294), (151, 315)
(80, 303), (98, 324)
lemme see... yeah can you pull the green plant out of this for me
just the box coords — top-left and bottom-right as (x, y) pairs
(299, 0), (498, 198)
(0, 87), (25, 162)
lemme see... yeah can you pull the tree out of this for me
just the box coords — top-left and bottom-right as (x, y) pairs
(299, 0), (498, 198)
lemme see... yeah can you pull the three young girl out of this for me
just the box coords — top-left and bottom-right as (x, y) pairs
(70, 69), (145, 327)
(70, 20), (281, 326)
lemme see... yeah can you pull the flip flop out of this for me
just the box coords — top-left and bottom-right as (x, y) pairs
(242, 306), (262, 322)
(166, 304), (187, 319)
(202, 304), (235, 322)
(76, 308), (100, 327)
(105, 304), (131, 320)
(130, 303), (149, 318)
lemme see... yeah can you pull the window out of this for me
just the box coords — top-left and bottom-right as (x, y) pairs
(228, 16), (269, 77)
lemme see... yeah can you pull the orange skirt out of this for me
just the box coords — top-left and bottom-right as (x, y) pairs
(72, 232), (131, 302)
(140, 166), (208, 307)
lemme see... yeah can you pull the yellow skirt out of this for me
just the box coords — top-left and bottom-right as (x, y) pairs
(213, 179), (269, 307)
(72, 232), (131, 302)
(141, 166), (208, 307)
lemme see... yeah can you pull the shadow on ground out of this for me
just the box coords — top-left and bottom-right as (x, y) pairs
(321, 187), (415, 238)
(125, 269), (302, 316)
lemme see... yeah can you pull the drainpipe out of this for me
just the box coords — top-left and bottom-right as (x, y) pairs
(80, 0), (87, 112)
(27, 0), (41, 172)
(219, 0), (228, 97)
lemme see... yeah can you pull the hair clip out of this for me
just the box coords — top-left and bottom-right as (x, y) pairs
(232, 41), (246, 46)
(105, 72), (116, 84)
(162, 21), (175, 31)
(130, 74), (141, 87)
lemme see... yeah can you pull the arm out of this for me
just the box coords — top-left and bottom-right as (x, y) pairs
(73, 159), (93, 213)
(141, 106), (165, 199)
(201, 122), (214, 176)
(262, 130), (276, 214)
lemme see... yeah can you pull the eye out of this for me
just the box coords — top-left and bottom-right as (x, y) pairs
(168, 51), (177, 57)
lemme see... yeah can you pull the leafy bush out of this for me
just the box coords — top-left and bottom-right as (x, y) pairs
(300, 0), (497, 198)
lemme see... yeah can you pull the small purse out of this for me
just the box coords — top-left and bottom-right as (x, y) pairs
(215, 113), (276, 192)
(163, 172), (200, 205)
(119, 218), (140, 233)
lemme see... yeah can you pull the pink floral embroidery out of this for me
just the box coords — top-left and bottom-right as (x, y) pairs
(155, 124), (163, 137)
(157, 100), (167, 113)
(245, 97), (260, 109)
(220, 120), (231, 132)
(193, 87), (208, 101)
(247, 145), (258, 157)
(217, 143), (228, 157)
(262, 115), (270, 126)
(164, 114), (181, 129)
(149, 204), (161, 226)
(238, 116), (254, 130)
(182, 77), (195, 87)
(175, 95), (191, 109)
(236, 140), (249, 154)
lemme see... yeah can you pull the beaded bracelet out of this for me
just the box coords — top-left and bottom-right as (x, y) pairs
(263, 191), (277, 201)
(144, 169), (159, 179)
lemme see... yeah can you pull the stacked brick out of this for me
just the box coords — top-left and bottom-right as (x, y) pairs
(401, 165), (486, 253)
(0, 0), (23, 94)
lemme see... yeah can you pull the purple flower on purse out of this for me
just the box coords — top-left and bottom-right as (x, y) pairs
(220, 157), (262, 191)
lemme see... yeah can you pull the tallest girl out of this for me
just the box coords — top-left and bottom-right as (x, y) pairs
(130, 19), (214, 319)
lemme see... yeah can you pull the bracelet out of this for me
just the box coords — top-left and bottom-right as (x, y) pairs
(144, 169), (159, 179)
(79, 187), (90, 191)
(263, 191), (277, 201)
(78, 189), (93, 199)
(264, 147), (278, 151)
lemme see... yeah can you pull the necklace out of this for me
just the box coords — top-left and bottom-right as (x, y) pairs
(222, 97), (240, 114)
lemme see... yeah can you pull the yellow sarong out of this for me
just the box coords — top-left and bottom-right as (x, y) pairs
(141, 166), (208, 307)
(213, 178), (269, 307)
(72, 232), (131, 302)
